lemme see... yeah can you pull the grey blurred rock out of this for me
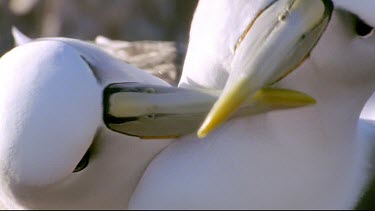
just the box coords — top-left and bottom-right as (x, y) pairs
(0, 0), (197, 62)
(9, 0), (39, 15)
(95, 36), (181, 86)
(1, 1), (197, 42)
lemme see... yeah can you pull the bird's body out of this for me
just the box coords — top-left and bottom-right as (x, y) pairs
(130, 59), (374, 209)
(129, 1), (375, 209)
(1, 0), (375, 209)
(0, 39), (171, 209)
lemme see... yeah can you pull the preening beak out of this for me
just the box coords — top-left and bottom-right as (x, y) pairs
(103, 83), (218, 139)
(103, 83), (316, 139)
(197, 0), (333, 138)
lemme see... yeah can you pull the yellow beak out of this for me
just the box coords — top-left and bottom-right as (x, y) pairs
(197, 0), (333, 138)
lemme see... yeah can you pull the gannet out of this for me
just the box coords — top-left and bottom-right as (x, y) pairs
(0, 29), (316, 209)
(0, 38), (176, 209)
(129, 0), (375, 209)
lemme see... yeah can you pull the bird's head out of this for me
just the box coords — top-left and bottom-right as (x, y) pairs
(0, 38), (175, 208)
(0, 40), (102, 208)
(183, 0), (375, 137)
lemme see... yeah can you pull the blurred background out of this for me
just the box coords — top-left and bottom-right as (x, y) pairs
(0, 0), (198, 55)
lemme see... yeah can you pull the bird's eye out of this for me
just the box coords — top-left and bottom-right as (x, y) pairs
(73, 150), (90, 173)
(355, 16), (374, 37)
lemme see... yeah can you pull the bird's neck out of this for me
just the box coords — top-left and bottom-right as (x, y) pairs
(270, 58), (374, 142)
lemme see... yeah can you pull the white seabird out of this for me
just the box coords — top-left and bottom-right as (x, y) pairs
(129, 0), (375, 209)
(0, 29), (315, 209)
(0, 38), (175, 209)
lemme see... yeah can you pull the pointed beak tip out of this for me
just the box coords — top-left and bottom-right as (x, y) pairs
(299, 93), (317, 105)
(309, 98), (317, 105)
(197, 120), (212, 139)
(197, 131), (207, 139)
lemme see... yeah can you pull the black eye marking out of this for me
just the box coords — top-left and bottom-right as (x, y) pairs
(80, 56), (102, 84)
(73, 150), (90, 173)
(355, 16), (374, 37)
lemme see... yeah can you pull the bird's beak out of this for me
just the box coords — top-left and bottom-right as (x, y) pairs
(103, 83), (315, 139)
(103, 83), (219, 139)
(197, 0), (333, 138)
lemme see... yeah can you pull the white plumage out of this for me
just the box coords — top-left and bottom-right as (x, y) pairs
(0, 0), (374, 209)
(0, 39), (171, 209)
(129, 0), (375, 209)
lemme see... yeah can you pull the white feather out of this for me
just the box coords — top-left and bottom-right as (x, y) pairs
(129, 1), (375, 209)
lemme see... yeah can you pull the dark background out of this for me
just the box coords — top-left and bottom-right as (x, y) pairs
(0, 0), (198, 54)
